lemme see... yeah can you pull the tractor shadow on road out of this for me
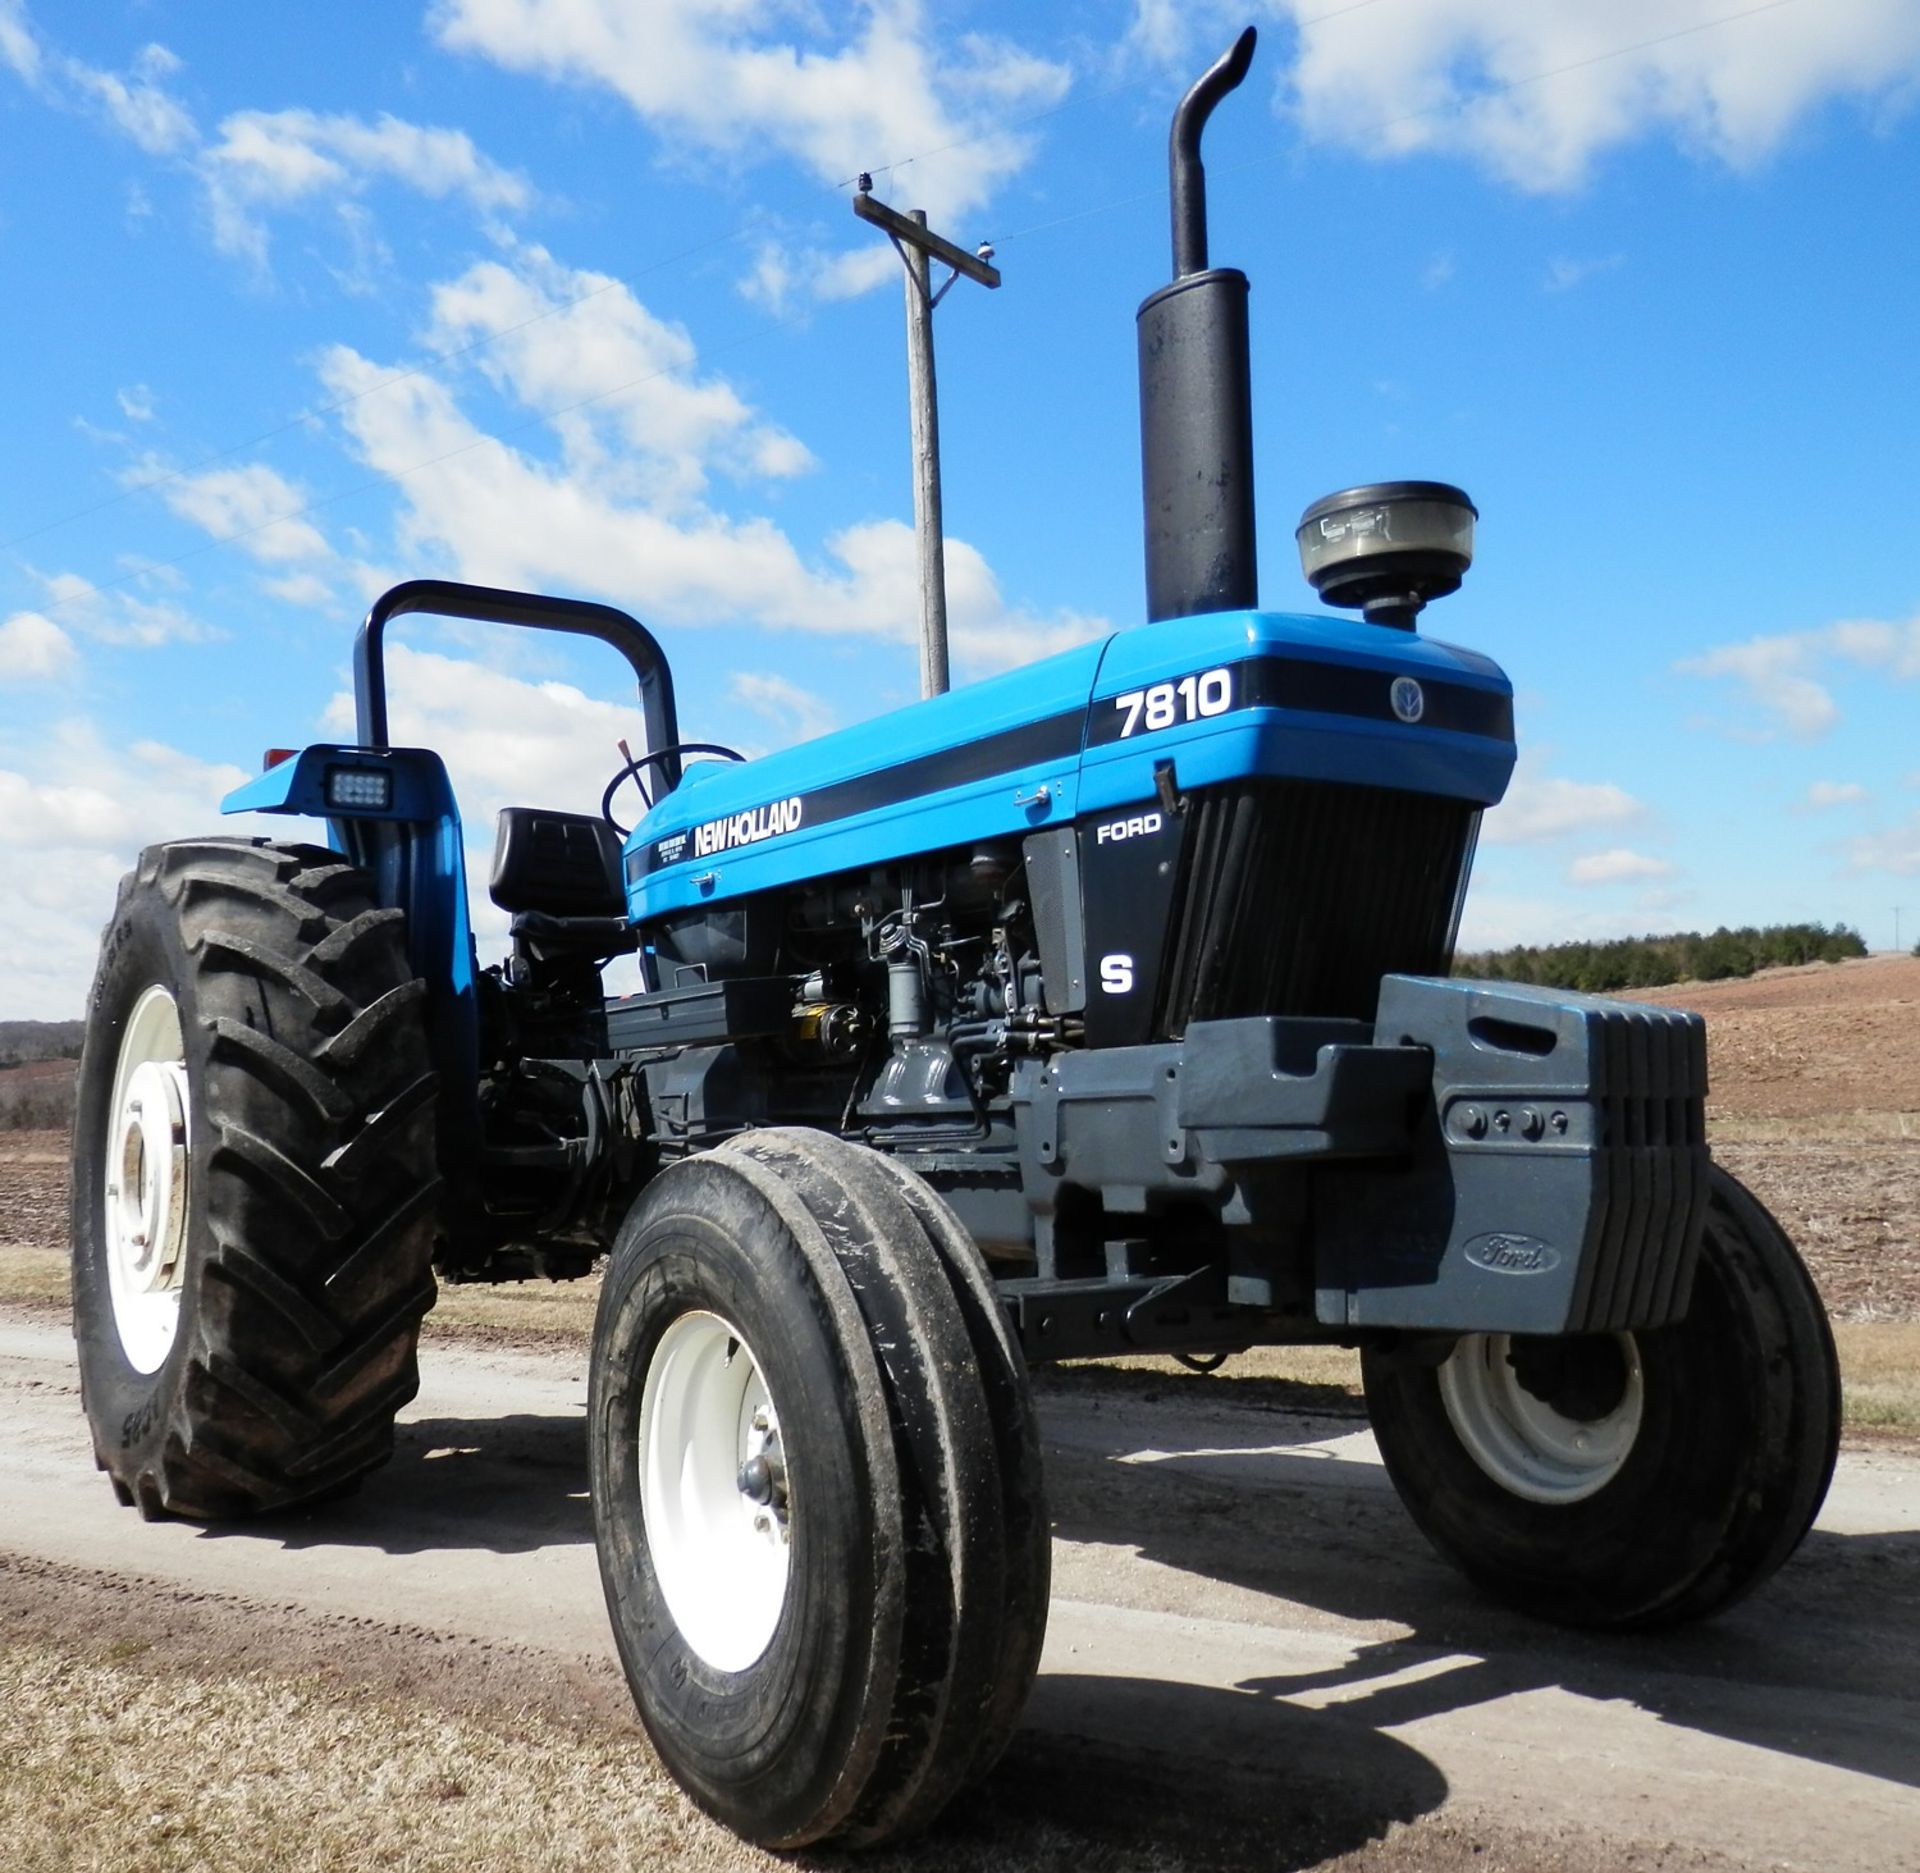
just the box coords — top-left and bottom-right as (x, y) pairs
(962, 1674), (1450, 1873)
(203, 1411), (594, 1557)
(1041, 1389), (1920, 1799)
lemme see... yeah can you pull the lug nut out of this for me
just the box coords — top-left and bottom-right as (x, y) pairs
(738, 1455), (775, 1504)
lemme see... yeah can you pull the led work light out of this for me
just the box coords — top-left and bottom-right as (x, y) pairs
(323, 764), (393, 811)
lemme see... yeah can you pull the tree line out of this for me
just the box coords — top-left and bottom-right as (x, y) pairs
(0, 1019), (85, 1069)
(1452, 922), (1867, 993)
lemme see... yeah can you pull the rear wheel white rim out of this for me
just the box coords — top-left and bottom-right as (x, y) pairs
(1438, 1331), (1643, 1505)
(102, 984), (192, 1375)
(639, 1311), (791, 1673)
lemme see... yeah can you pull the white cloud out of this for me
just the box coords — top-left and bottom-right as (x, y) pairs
(116, 383), (156, 423)
(0, 722), (254, 1019)
(29, 570), (214, 649)
(67, 40), (196, 153)
(260, 570), (338, 610)
(201, 107), (532, 264)
(432, 0), (1068, 229)
(0, 10), (193, 149)
(1567, 846), (1676, 886)
(0, 0), (43, 86)
(1274, 0), (1920, 192)
(728, 671), (837, 748)
(0, 610), (77, 680)
(1802, 779), (1868, 810)
(1847, 815), (1920, 877)
(1481, 748), (1643, 845)
(425, 245), (813, 505)
(1456, 890), (1687, 952)
(148, 461), (332, 566)
(319, 644), (641, 959)
(1677, 612), (1920, 738)
(318, 326), (1103, 676)
(1544, 252), (1623, 292)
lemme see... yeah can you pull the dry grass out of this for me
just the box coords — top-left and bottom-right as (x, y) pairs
(1710, 1111), (1920, 1143)
(1832, 1320), (1920, 1434)
(0, 1637), (1190, 1873)
(8, 1245), (1918, 1437)
(0, 1244), (66, 1309)
(424, 1276), (601, 1345)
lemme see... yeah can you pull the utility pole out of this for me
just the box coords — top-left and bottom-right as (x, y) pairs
(853, 179), (1001, 698)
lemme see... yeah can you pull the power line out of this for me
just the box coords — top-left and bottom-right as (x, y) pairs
(995, 0), (1806, 248)
(0, 228), (748, 558)
(17, 0), (1808, 613)
(6, 2), (1406, 560)
(31, 302), (823, 622)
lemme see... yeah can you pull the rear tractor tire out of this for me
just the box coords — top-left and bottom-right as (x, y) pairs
(1361, 1165), (1840, 1630)
(588, 1128), (1049, 1850)
(71, 838), (442, 1520)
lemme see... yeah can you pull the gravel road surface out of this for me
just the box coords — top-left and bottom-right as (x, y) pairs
(4, 1312), (1916, 1870)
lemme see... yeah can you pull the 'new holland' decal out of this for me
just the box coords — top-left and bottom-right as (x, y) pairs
(692, 795), (804, 857)
(628, 649), (1511, 882)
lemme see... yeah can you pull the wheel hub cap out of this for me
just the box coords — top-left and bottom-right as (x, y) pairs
(103, 985), (192, 1375)
(639, 1312), (792, 1673)
(1438, 1331), (1644, 1505)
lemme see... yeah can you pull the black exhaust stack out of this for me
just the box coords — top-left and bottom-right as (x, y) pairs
(1138, 26), (1259, 624)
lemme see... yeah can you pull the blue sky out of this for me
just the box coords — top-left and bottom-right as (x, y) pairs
(3, 0), (1919, 1018)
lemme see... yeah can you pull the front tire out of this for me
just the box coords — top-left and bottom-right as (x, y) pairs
(71, 839), (441, 1519)
(589, 1129), (1048, 1849)
(1361, 1166), (1840, 1630)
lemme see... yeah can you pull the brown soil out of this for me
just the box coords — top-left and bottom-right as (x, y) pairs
(0, 1130), (67, 1255)
(1637, 951), (1920, 1120)
(1632, 955), (1920, 1319)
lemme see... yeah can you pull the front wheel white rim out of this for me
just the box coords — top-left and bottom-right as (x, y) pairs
(639, 1311), (792, 1673)
(102, 984), (192, 1375)
(1438, 1332), (1643, 1505)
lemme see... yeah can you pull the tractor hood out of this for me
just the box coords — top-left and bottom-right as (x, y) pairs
(624, 607), (1514, 922)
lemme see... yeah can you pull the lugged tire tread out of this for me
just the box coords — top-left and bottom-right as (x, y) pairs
(73, 836), (441, 1520)
(207, 1017), (355, 1126)
(210, 1121), (354, 1239)
(191, 929), (356, 1027)
(323, 1072), (438, 1181)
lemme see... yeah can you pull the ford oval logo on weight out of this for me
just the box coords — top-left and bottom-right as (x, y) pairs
(1464, 1231), (1560, 1275)
(1390, 676), (1425, 723)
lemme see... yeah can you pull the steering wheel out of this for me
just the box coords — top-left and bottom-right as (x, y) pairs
(602, 741), (746, 838)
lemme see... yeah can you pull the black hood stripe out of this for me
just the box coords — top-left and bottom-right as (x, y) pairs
(629, 651), (1510, 880)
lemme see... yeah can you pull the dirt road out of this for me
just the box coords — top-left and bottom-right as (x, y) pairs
(5, 1311), (1916, 1871)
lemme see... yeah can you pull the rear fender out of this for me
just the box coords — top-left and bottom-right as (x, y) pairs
(223, 745), (481, 1182)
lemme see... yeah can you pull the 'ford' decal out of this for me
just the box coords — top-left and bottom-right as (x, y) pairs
(1464, 1232), (1561, 1275)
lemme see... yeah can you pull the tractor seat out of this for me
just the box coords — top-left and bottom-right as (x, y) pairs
(491, 807), (626, 916)
(491, 808), (636, 960)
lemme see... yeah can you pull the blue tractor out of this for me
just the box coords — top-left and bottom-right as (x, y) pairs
(70, 30), (1837, 1852)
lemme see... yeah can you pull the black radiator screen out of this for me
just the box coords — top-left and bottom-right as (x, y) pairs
(1157, 778), (1479, 1030)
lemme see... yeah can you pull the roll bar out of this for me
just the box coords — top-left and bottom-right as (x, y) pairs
(352, 579), (683, 791)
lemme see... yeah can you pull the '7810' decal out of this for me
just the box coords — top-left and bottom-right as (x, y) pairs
(1111, 666), (1233, 738)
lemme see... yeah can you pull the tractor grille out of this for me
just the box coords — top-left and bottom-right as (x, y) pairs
(1158, 778), (1478, 1031)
